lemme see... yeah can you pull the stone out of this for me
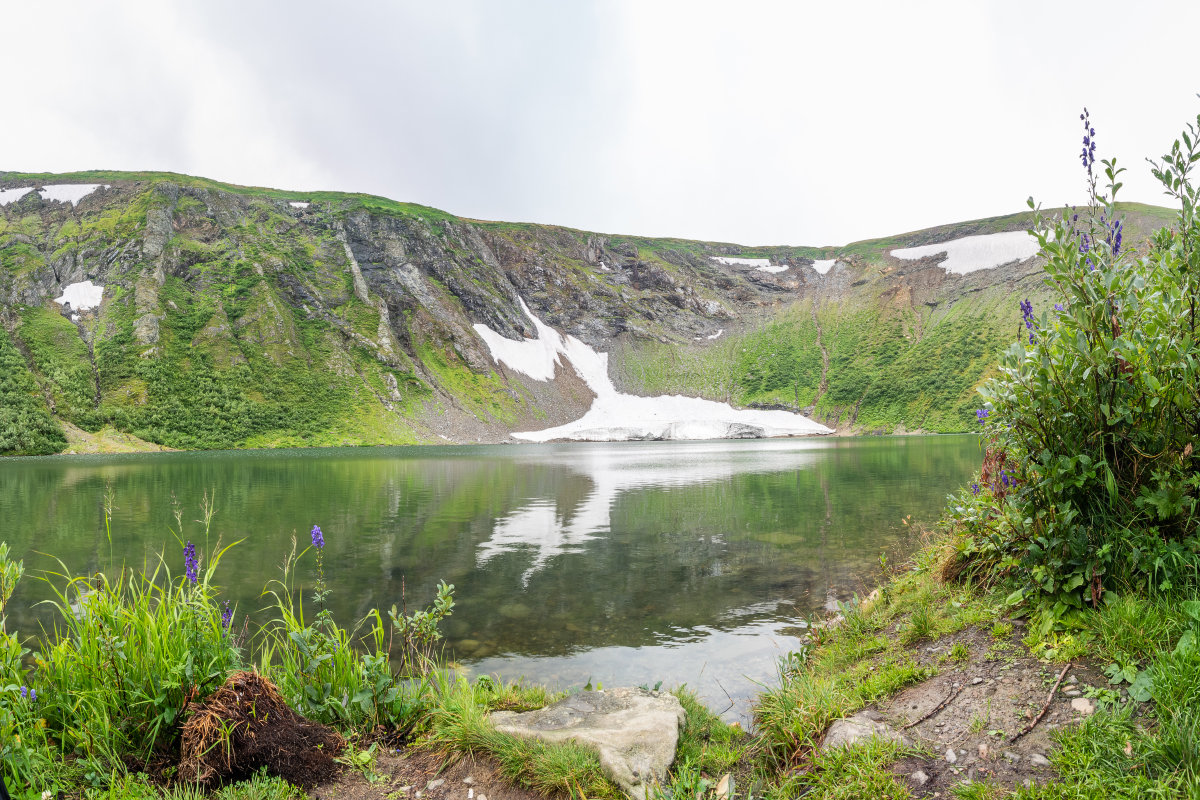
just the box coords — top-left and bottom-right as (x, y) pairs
(714, 773), (732, 800)
(1030, 753), (1051, 767)
(1070, 698), (1095, 716)
(911, 770), (930, 786)
(1003, 751), (1021, 763)
(426, 779), (445, 790)
(490, 687), (685, 799)
(978, 743), (989, 759)
(1063, 688), (1081, 697)
(945, 747), (958, 764)
(971, 677), (984, 685)
(821, 712), (910, 750)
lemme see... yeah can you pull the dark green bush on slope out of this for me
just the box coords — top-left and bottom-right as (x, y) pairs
(0, 327), (66, 455)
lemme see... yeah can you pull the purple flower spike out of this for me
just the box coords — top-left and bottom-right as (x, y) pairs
(221, 600), (233, 631)
(311, 525), (325, 550)
(976, 408), (990, 425)
(184, 541), (198, 584)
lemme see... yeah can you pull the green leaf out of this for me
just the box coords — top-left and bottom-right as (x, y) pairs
(1182, 600), (1200, 622)
(1129, 670), (1154, 703)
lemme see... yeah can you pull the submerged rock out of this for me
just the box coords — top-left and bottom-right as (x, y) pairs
(489, 687), (685, 799)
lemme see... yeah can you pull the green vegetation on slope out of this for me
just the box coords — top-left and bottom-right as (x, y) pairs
(0, 326), (66, 455)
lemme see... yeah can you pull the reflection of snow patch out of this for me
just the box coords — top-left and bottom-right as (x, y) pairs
(474, 298), (832, 442)
(289, 201), (310, 209)
(811, 259), (836, 275)
(756, 265), (789, 274)
(0, 184), (106, 206)
(476, 440), (822, 584)
(890, 231), (1038, 275)
(54, 280), (104, 311)
(713, 256), (771, 267)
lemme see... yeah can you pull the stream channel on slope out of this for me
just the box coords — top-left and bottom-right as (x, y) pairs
(0, 435), (980, 724)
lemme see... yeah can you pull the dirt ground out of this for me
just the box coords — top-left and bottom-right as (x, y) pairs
(313, 749), (546, 800)
(875, 621), (1126, 797)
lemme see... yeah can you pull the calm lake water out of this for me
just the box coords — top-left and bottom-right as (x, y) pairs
(0, 435), (979, 723)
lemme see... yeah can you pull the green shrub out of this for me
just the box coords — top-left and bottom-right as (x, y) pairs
(962, 107), (1200, 605)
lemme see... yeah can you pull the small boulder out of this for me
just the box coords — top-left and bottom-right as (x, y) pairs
(821, 712), (909, 750)
(490, 687), (685, 799)
(1070, 698), (1095, 716)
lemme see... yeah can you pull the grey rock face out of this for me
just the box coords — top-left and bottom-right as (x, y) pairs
(490, 687), (685, 799)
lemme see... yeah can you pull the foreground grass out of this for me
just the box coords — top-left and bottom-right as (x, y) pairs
(5, 519), (1200, 800)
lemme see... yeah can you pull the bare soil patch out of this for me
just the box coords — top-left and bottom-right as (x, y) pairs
(313, 749), (549, 800)
(874, 623), (1129, 796)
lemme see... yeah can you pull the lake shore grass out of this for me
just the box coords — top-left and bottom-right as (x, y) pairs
(3, 521), (1196, 800)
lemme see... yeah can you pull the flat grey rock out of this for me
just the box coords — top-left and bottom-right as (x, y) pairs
(821, 712), (910, 750)
(490, 687), (685, 799)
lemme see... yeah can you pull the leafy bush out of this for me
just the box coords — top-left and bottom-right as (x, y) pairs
(958, 107), (1200, 605)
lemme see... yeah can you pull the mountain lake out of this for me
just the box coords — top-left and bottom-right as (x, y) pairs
(0, 435), (980, 724)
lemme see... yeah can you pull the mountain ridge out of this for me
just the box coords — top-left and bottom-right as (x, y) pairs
(0, 171), (1174, 456)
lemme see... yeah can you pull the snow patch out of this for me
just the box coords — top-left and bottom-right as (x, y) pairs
(474, 299), (832, 442)
(890, 231), (1039, 275)
(54, 280), (104, 311)
(288, 201), (310, 209)
(713, 256), (771, 267)
(0, 187), (36, 205)
(756, 264), (789, 274)
(810, 259), (836, 275)
(0, 184), (106, 206)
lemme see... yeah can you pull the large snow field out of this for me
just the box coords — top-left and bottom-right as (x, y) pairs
(54, 280), (104, 311)
(0, 184), (106, 206)
(810, 259), (836, 275)
(890, 231), (1039, 275)
(473, 298), (833, 442)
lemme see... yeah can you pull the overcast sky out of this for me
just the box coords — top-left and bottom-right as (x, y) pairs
(5, 1), (1199, 246)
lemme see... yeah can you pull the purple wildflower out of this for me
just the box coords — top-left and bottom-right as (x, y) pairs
(1080, 108), (1097, 175)
(311, 525), (325, 550)
(184, 541), (198, 584)
(971, 483), (980, 496)
(1054, 303), (1064, 312)
(19, 686), (27, 699)
(977, 408), (990, 425)
(221, 600), (233, 630)
(30, 688), (36, 702)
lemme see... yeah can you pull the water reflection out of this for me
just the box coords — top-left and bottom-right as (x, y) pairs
(477, 442), (820, 585)
(0, 436), (980, 724)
